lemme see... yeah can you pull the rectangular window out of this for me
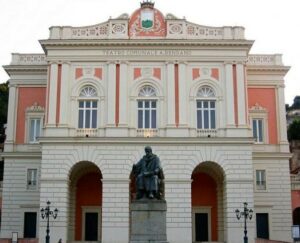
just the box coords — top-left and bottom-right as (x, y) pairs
(78, 100), (97, 129)
(29, 118), (41, 143)
(137, 100), (157, 129)
(197, 100), (216, 129)
(27, 169), (37, 190)
(24, 212), (37, 238)
(256, 213), (269, 239)
(256, 170), (266, 190)
(253, 119), (263, 143)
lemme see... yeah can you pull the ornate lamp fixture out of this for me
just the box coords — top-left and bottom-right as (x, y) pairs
(41, 201), (58, 243)
(235, 202), (253, 243)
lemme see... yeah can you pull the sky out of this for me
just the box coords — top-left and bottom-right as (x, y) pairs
(0, 0), (299, 105)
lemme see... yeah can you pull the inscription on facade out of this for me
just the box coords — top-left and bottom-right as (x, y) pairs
(103, 49), (191, 56)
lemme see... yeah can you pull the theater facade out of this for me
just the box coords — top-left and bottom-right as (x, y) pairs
(0, 2), (292, 243)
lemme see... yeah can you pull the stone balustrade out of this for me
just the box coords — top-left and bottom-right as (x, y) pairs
(291, 174), (300, 190)
(247, 54), (283, 66)
(10, 53), (46, 65)
(49, 16), (245, 40)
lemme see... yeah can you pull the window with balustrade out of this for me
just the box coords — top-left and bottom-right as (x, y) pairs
(25, 102), (44, 143)
(196, 86), (216, 130)
(137, 85), (157, 134)
(78, 86), (98, 129)
(249, 103), (268, 144)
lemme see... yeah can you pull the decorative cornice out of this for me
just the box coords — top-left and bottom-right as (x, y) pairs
(40, 39), (254, 48)
(26, 102), (45, 113)
(249, 103), (267, 113)
(1, 152), (41, 159)
(38, 136), (254, 145)
(253, 152), (292, 159)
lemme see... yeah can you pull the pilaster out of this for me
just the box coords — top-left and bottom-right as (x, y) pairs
(277, 84), (289, 149)
(224, 179), (255, 243)
(119, 62), (128, 127)
(236, 63), (247, 126)
(47, 63), (58, 126)
(166, 62), (175, 127)
(106, 62), (116, 127)
(224, 63), (235, 127)
(165, 179), (192, 243)
(102, 179), (129, 243)
(4, 84), (17, 151)
(39, 179), (69, 243)
(59, 62), (71, 126)
(178, 62), (187, 126)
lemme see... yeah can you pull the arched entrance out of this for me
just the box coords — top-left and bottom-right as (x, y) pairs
(191, 161), (225, 242)
(68, 161), (102, 242)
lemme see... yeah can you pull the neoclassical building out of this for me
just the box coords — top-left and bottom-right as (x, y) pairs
(0, 2), (292, 243)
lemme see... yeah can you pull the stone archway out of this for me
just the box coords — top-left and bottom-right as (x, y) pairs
(191, 161), (225, 242)
(68, 161), (102, 242)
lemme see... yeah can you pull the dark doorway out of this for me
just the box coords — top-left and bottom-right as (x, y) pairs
(293, 207), (300, 225)
(85, 212), (98, 241)
(24, 212), (37, 238)
(195, 213), (209, 241)
(256, 213), (269, 239)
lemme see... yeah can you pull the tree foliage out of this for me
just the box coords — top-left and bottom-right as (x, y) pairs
(288, 119), (300, 141)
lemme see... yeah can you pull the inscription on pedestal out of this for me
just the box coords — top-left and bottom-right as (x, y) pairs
(130, 200), (168, 243)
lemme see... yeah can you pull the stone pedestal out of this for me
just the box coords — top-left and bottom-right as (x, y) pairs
(130, 200), (168, 243)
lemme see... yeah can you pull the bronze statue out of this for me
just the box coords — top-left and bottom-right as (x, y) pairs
(132, 146), (164, 200)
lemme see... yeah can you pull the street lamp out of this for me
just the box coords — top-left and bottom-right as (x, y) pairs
(41, 201), (58, 243)
(235, 202), (253, 243)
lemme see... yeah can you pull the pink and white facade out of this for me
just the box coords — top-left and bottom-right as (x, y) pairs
(0, 3), (292, 243)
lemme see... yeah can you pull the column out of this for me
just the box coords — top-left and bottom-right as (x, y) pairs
(4, 84), (17, 151)
(166, 62), (175, 126)
(102, 179), (129, 243)
(47, 63), (58, 126)
(106, 62), (116, 126)
(224, 63), (235, 126)
(59, 62), (70, 126)
(236, 63), (247, 126)
(119, 62), (128, 126)
(178, 62), (187, 126)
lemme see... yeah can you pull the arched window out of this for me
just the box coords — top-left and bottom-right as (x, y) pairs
(137, 85), (157, 129)
(196, 86), (216, 129)
(78, 86), (98, 129)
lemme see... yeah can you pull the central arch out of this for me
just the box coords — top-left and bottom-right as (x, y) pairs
(68, 161), (102, 242)
(191, 161), (225, 242)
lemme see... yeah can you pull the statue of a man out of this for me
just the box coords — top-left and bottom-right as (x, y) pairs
(132, 146), (162, 199)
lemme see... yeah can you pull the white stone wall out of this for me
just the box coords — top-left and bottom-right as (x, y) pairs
(0, 157), (41, 238)
(35, 141), (256, 243)
(253, 156), (293, 242)
(1, 141), (293, 243)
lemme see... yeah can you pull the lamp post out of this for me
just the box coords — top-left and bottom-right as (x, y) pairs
(235, 202), (253, 243)
(41, 201), (58, 243)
